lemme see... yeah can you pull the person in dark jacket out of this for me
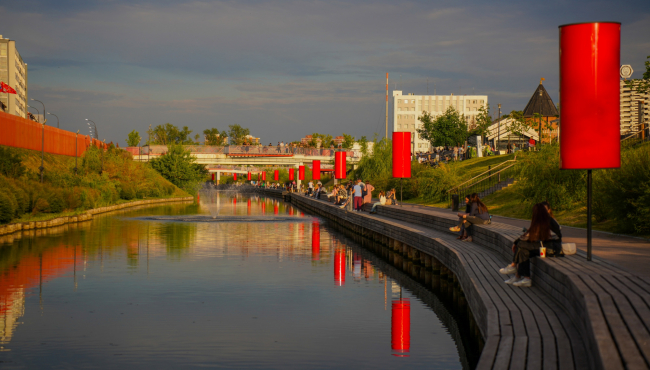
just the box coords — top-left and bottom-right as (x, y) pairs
(499, 202), (562, 287)
(457, 193), (490, 241)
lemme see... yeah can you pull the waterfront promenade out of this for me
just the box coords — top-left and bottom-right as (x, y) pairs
(262, 188), (650, 370)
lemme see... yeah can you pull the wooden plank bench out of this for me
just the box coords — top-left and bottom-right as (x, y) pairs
(279, 192), (593, 369)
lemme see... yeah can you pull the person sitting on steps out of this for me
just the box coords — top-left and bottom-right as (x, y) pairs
(456, 193), (490, 242)
(369, 191), (386, 214)
(499, 202), (562, 287)
(449, 196), (471, 233)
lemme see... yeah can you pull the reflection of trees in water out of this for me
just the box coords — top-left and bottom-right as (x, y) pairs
(158, 222), (197, 259)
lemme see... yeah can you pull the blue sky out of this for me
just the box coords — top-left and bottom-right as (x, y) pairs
(3, 0), (649, 146)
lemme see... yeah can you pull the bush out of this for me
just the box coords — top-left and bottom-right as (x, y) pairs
(47, 190), (66, 213)
(120, 182), (137, 200)
(516, 144), (585, 210)
(0, 146), (25, 178)
(32, 198), (49, 215)
(0, 193), (15, 224)
(594, 144), (650, 234)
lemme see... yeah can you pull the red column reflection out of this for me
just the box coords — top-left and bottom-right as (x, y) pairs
(334, 248), (345, 286)
(391, 298), (411, 356)
(274, 202), (278, 215)
(311, 222), (320, 261)
(233, 197), (237, 215)
(247, 198), (251, 215)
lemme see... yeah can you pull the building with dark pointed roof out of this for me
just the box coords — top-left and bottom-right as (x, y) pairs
(523, 79), (559, 144)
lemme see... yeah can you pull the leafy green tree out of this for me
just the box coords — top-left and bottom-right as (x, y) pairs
(227, 124), (251, 145)
(625, 55), (650, 94)
(308, 133), (333, 148)
(342, 133), (356, 149)
(468, 104), (492, 138)
(149, 123), (195, 145)
(149, 145), (207, 193)
(203, 128), (228, 145)
(126, 130), (141, 147)
(417, 107), (468, 147)
(358, 135), (369, 154)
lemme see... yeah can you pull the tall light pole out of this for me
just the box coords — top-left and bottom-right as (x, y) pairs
(537, 89), (543, 148)
(75, 130), (79, 174)
(31, 99), (46, 124)
(27, 105), (40, 120)
(497, 103), (501, 153)
(27, 105), (45, 182)
(86, 119), (98, 141)
(47, 112), (59, 128)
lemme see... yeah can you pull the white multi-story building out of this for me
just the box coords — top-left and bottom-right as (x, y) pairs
(393, 91), (488, 152)
(0, 35), (28, 119)
(620, 80), (649, 135)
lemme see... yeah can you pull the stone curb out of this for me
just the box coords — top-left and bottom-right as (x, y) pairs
(0, 196), (194, 237)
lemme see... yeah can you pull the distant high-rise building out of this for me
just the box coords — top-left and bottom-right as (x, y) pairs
(620, 80), (649, 135)
(0, 35), (28, 118)
(393, 91), (488, 152)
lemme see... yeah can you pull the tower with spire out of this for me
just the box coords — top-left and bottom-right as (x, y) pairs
(523, 78), (559, 144)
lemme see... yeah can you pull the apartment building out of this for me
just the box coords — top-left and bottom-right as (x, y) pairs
(620, 80), (649, 135)
(393, 91), (488, 152)
(0, 35), (28, 119)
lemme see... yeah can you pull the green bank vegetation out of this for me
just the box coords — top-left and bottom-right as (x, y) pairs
(0, 145), (188, 225)
(355, 137), (650, 236)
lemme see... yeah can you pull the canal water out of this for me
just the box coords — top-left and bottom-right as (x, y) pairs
(0, 194), (479, 369)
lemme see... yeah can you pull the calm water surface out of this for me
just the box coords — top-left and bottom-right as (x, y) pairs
(0, 195), (475, 369)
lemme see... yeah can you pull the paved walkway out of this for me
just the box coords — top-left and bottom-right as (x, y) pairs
(402, 203), (650, 279)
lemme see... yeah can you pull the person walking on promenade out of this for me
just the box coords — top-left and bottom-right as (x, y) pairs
(370, 191), (386, 214)
(499, 202), (562, 287)
(363, 181), (375, 206)
(308, 180), (314, 195)
(453, 146), (459, 161)
(353, 179), (364, 211)
(457, 193), (490, 242)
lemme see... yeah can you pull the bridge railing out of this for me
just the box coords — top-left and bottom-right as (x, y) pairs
(131, 145), (360, 158)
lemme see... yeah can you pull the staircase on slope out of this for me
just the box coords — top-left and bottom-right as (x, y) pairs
(448, 159), (519, 208)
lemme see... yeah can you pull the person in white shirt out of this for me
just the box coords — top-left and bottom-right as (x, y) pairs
(308, 180), (314, 195)
(370, 191), (386, 213)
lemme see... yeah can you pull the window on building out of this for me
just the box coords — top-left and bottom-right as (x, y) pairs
(411, 100), (415, 103)
(404, 99), (408, 104)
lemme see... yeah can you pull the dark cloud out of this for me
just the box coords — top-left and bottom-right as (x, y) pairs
(1, 0), (648, 145)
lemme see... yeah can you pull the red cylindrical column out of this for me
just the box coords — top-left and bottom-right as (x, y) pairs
(299, 165), (305, 180)
(335, 152), (346, 179)
(334, 248), (345, 286)
(211, 173), (215, 181)
(233, 173), (237, 181)
(393, 132), (412, 178)
(247, 172), (252, 181)
(274, 170), (279, 181)
(312, 160), (321, 180)
(262, 172), (267, 181)
(559, 22), (620, 169)
(391, 298), (411, 356)
(311, 222), (320, 261)
(289, 168), (295, 181)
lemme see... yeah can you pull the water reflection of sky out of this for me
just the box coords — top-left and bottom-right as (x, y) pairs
(0, 197), (464, 369)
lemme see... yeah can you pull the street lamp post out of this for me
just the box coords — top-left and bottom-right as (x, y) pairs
(47, 112), (59, 128)
(75, 130), (79, 175)
(31, 99), (46, 124)
(497, 104), (501, 154)
(28, 105), (45, 182)
(537, 90), (543, 148)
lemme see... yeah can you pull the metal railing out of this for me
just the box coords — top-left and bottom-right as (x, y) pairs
(620, 122), (649, 146)
(133, 145), (358, 158)
(447, 158), (519, 208)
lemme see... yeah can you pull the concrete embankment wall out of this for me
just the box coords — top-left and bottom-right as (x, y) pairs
(0, 196), (194, 237)
(259, 189), (638, 370)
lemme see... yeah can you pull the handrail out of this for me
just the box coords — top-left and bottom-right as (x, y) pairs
(463, 163), (518, 189)
(621, 122), (648, 143)
(447, 156), (517, 194)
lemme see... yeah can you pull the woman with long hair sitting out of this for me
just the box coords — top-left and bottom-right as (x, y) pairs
(457, 193), (490, 242)
(500, 202), (562, 287)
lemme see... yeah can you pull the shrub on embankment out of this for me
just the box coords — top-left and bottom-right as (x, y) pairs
(0, 145), (187, 225)
(356, 139), (650, 235)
